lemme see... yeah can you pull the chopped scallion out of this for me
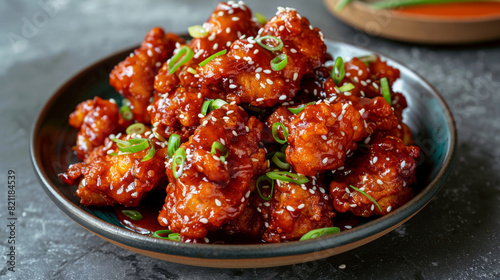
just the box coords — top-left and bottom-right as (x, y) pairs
(120, 105), (133, 121)
(167, 134), (181, 158)
(271, 151), (290, 169)
(272, 122), (288, 144)
(331, 56), (345, 86)
(199, 49), (227, 67)
(126, 123), (146, 135)
(255, 35), (284, 52)
(168, 46), (194, 75)
(188, 25), (208, 38)
(172, 147), (186, 179)
(349, 185), (382, 212)
(338, 83), (355, 93)
(256, 175), (274, 201)
(255, 12), (267, 25)
(266, 171), (309, 184)
(121, 210), (143, 221)
(380, 77), (392, 105)
(211, 141), (228, 162)
(270, 53), (287, 71)
(299, 227), (340, 241)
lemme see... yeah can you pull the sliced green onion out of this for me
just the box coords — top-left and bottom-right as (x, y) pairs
(255, 12), (267, 25)
(338, 83), (355, 93)
(380, 77), (392, 105)
(331, 56), (345, 86)
(172, 147), (186, 179)
(299, 227), (341, 241)
(272, 122), (288, 144)
(152, 229), (180, 241)
(167, 134), (181, 158)
(243, 104), (264, 114)
(335, 0), (353, 11)
(168, 46), (194, 75)
(141, 140), (156, 162)
(271, 152), (290, 169)
(349, 185), (382, 212)
(266, 171), (309, 184)
(255, 35), (284, 52)
(120, 105), (133, 121)
(112, 138), (149, 154)
(188, 25), (208, 38)
(280, 143), (288, 153)
(201, 100), (213, 116)
(288, 102), (315, 114)
(270, 54), (287, 71)
(126, 123), (146, 135)
(121, 210), (143, 221)
(210, 99), (228, 110)
(211, 141), (228, 162)
(256, 175), (274, 201)
(358, 54), (378, 66)
(187, 67), (197, 74)
(199, 49), (227, 67)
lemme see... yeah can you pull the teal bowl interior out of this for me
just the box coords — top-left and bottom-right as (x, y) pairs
(30, 39), (456, 265)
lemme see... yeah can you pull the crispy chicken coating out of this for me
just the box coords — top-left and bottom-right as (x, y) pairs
(69, 97), (129, 160)
(59, 134), (168, 207)
(158, 103), (267, 239)
(285, 102), (367, 176)
(109, 27), (184, 123)
(329, 136), (419, 217)
(259, 175), (335, 242)
(199, 8), (326, 107)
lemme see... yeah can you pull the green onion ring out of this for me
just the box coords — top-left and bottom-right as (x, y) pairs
(112, 138), (149, 154)
(167, 134), (181, 158)
(199, 49), (227, 67)
(288, 101), (315, 114)
(255, 35), (284, 52)
(272, 122), (288, 144)
(188, 25), (208, 38)
(126, 123), (146, 135)
(211, 141), (228, 162)
(266, 171), (309, 184)
(280, 143), (288, 153)
(187, 67), (197, 74)
(168, 46), (194, 75)
(271, 152), (290, 169)
(349, 184), (382, 212)
(331, 56), (345, 86)
(201, 100), (213, 116)
(358, 54), (377, 66)
(256, 175), (274, 201)
(270, 53), (287, 71)
(255, 12), (267, 25)
(210, 99), (228, 110)
(121, 210), (143, 221)
(299, 227), (341, 241)
(141, 140), (156, 162)
(152, 229), (180, 241)
(380, 77), (392, 105)
(172, 147), (186, 179)
(120, 105), (133, 121)
(338, 83), (355, 93)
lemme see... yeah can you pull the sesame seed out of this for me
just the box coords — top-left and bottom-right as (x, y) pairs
(226, 27), (231, 34)
(256, 73), (260, 80)
(401, 161), (406, 168)
(279, 25), (285, 31)
(211, 116), (217, 122)
(215, 199), (222, 207)
(309, 189), (315, 194)
(321, 135), (327, 140)
(279, 95), (287, 100)
(235, 55), (241, 60)
(377, 179), (383, 185)
(232, 130), (238, 136)
(256, 97), (264, 102)
(298, 204), (305, 209)
(322, 158), (328, 164)
(293, 73), (298, 81)
(213, 43), (218, 50)
(229, 84), (237, 89)
(339, 264), (346, 269)
(232, 16), (240, 21)
(371, 204), (375, 211)
(373, 157), (378, 163)
(286, 206), (295, 211)
(290, 48), (297, 53)
(254, 49), (259, 54)
(266, 79), (273, 85)
(255, 67), (262, 73)
(200, 218), (209, 224)
(350, 204), (357, 208)
(241, 197), (245, 202)
(263, 69), (272, 74)
(387, 206), (392, 212)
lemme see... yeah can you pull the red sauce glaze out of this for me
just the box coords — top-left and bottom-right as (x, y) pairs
(394, 2), (500, 19)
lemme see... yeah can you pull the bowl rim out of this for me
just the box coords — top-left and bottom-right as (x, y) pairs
(30, 38), (456, 260)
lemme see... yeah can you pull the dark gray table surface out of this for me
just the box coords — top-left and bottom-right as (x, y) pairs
(1, 0), (499, 279)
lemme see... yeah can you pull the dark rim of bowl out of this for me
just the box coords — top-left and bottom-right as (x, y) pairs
(30, 39), (456, 260)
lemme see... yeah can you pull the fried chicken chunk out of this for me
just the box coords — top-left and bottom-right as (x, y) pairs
(286, 101), (367, 176)
(109, 27), (184, 123)
(259, 175), (335, 242)
(59, 134), (167, 207)
(150, 2), (257, 140)
(199, 8), (326, 107)
(69, 97), (128, 160)
(158, 103), (267, 239)
(329, 136), (420, 217)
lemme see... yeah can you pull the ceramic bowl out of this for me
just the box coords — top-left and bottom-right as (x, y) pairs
(30, 39), (456, 268)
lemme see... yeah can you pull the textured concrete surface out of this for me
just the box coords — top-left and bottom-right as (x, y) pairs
(1, 0), (499, 279)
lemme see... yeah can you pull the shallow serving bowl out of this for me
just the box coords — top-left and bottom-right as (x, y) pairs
(30, 39), (456, 268)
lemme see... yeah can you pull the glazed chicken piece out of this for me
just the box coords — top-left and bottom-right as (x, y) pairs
(59, 133), (168, 207)
(329, 136), (419, 217)
(150, 1), (258, 140)
(158, 103), (267, 239)
(258, 174), (335, 242)
(199, 8), (326, 107)
(109, 27), (184, 123)
(222, 198), (265, 238)
(69, 97), (129, 160)
(285, 101), (367, 176)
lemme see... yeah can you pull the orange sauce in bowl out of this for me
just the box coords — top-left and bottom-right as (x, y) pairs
(394, 1), (500, 19)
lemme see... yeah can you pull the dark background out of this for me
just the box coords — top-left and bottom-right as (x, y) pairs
(1, 0), (499, 279)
